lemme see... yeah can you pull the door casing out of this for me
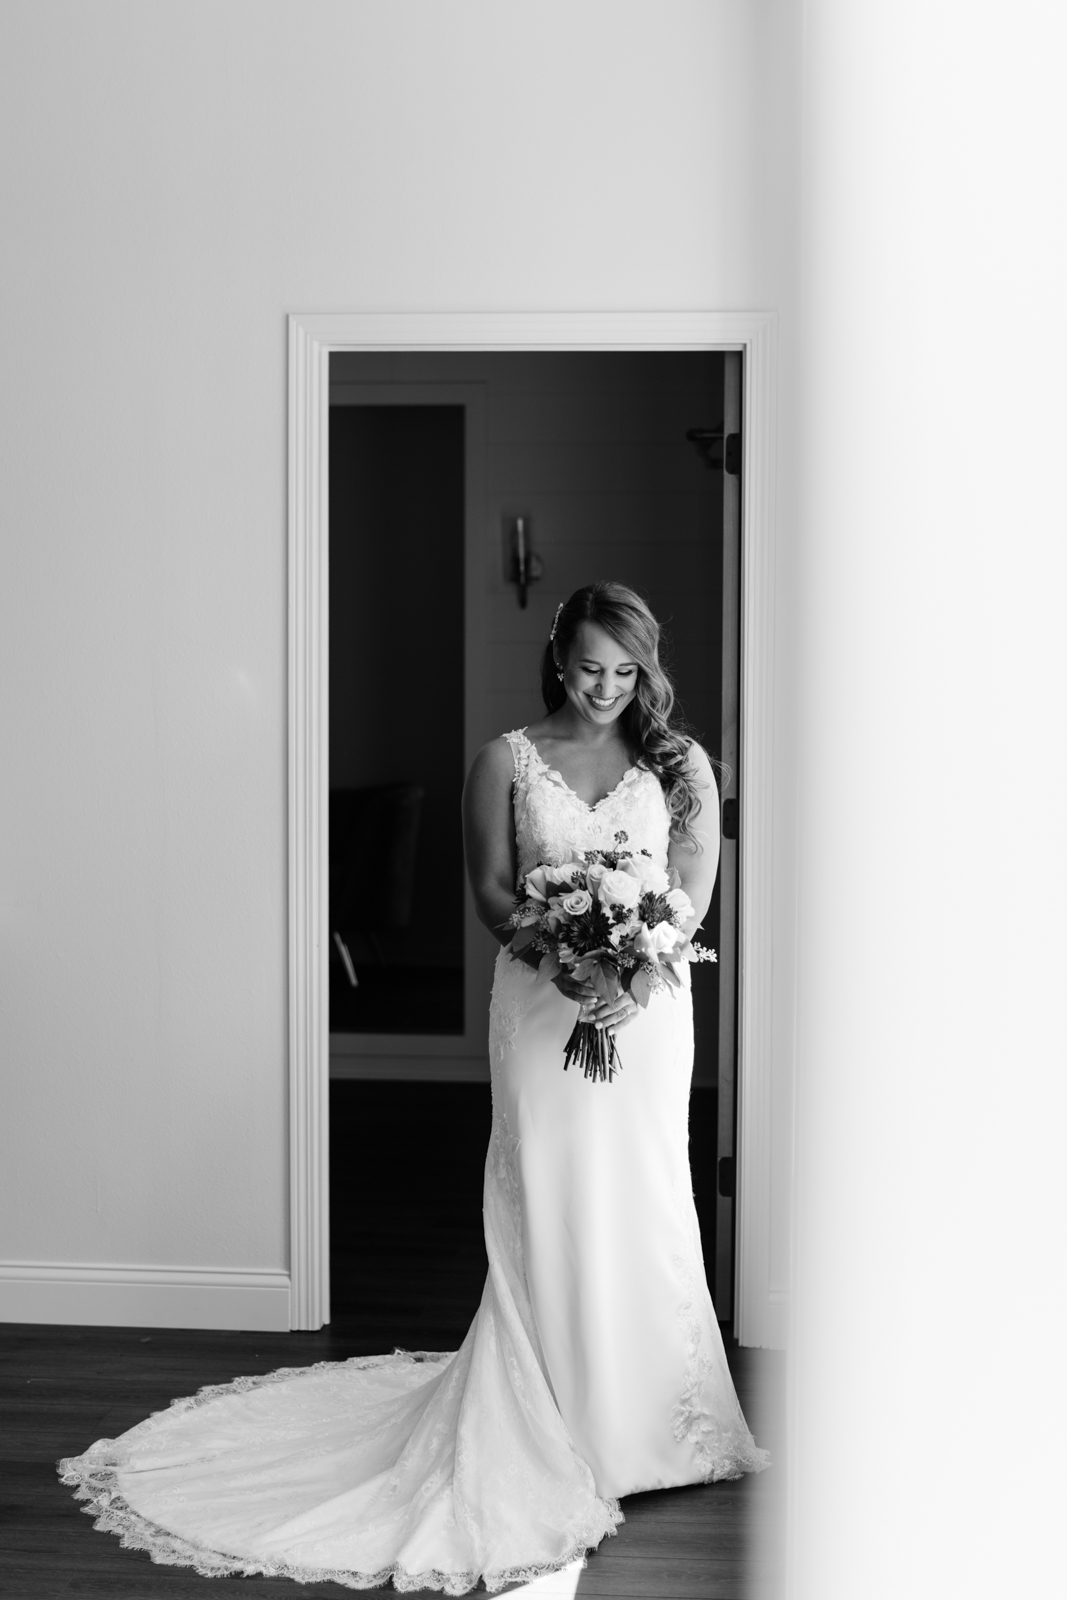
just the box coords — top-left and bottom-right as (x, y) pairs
(288, 311), (780, 1344)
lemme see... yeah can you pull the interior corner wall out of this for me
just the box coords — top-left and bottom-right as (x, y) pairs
(788, 4), (1067, 1595)
(0, 0), (800, 1332)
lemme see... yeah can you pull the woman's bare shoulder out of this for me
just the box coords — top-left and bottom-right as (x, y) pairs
(683, 738), (717, 789)
(466, 733), (519, 789)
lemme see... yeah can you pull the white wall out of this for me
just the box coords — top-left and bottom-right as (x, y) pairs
(0, 1), (800, 1330)
(790, 3), (1067, 1596)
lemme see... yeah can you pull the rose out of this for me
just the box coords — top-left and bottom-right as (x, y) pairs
(633, 919), (685, 961)
(597, 869), (641, 910)
(561, 888), (593, 917)
(620, 855), (670, 895)
(664, 887), (695, 923)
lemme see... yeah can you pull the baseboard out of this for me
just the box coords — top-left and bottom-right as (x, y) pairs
(0, 1262), (291, 1332)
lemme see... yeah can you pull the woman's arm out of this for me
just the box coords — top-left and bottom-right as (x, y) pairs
(461, 737), (595, 999)
(667, 741), (721, 937)
(461, 738), (520, 945)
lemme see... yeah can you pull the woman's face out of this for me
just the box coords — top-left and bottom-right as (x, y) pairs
(557, 621), (639, 727)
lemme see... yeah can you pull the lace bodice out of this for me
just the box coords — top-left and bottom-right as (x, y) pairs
(504, 728), (671, 884)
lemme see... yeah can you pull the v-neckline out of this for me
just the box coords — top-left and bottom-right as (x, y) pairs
(522, 730), (640, 812)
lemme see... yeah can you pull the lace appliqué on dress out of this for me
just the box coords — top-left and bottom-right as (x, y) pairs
(486, 1105), (523, 1227)
(670, 1222), (771, 1483)
(503, 727), (671, 886)
(487, 980), (534, 1063)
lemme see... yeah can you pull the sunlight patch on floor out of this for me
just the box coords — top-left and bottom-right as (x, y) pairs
(501, 1555), (584, 1598)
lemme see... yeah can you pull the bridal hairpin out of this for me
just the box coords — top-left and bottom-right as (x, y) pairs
(549, 602), (564, 641)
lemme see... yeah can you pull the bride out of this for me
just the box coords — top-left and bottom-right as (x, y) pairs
(58, 581), (767, 1593)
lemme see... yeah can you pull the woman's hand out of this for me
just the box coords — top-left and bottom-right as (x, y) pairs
(552, 970), (597, 1010)
(552, 971), (640, 1037)
(587, 989), (641, 1037)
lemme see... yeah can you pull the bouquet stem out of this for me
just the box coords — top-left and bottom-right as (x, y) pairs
(563, 1019), (622, 1083)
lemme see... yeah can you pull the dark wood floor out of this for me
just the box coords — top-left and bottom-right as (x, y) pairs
(1, 1084), (783, 1600)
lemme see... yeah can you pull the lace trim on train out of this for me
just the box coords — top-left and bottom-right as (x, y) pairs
(670, 1237), (771, 1483)
(56, 1351), (621, 1596)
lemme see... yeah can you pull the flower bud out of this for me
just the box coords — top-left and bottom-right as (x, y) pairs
(634, 920), (683, 960)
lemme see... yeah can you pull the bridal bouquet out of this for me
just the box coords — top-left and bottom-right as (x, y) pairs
(507, 830), (717, 1083)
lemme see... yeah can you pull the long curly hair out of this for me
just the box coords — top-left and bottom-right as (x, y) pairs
(540, 581), (706, 848)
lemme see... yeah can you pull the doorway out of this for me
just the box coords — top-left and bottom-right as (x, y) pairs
(326, 350), (740, 1342)
(286, 310), (780, 1346)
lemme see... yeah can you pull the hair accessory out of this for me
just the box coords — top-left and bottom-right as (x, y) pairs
(549, 602), (564, 641)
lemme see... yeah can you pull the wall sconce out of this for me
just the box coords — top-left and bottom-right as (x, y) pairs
(506, 516), (544, 609)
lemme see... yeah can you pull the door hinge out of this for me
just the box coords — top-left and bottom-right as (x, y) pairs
(717, 1156), (736, 1198)
(722, 798), (738, 840)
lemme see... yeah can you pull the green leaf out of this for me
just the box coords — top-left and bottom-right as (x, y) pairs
(510, 924), (538, 954)
(590, 961), (618, 1002)
(537, 951), (561, 984)
(659, 958), (682, 989)
(630, 966), (654, 1008)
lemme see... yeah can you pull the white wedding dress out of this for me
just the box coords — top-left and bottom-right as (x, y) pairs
(58, 728), (767, 1594)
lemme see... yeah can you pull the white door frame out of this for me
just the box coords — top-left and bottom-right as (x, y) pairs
(288, 311), (779, 1343)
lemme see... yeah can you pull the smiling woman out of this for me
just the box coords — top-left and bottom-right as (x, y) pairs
(537, 580), (714, 855)
(463, 581), (722, 1040)
(458, 579), (765, 1507)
